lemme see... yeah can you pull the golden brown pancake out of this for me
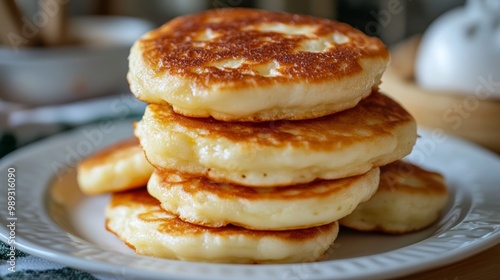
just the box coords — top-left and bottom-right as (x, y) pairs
(340, 160), (448, 233)
(105, 189), (339, 263)
(128, 8), (389, 121)
(147, 168), (379, 230)
(76, 138), (153, 195)
(135, 91), (417, 187)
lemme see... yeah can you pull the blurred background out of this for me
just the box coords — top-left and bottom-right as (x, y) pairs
(10, 0), (467, 46)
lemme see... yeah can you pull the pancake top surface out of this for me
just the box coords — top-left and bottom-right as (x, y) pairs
(156, 169), (374, 200)
(147, 91), (413, 151)
(109, 189), (336, 240)
(379, 160), (447, 195)
(78, 138), (140, 171)
(138, 8), (388, 88)
(155, 169), (372, 200)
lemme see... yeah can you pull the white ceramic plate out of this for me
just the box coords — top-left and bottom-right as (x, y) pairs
(1, 120), (499, 280)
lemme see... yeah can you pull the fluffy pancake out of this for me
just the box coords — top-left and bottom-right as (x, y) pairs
(340, 161), (448, 233)
(77, 138), (153, 195)
(105, 189), (339, 263)
(128, 8), (389, 121)
(147, 168), (379, 230)
(135, 91), (417, 187)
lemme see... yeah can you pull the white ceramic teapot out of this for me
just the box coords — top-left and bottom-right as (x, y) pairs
(415, 0), (500, 98)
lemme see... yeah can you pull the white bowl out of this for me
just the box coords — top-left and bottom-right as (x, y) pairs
(0, 16), (154, 105)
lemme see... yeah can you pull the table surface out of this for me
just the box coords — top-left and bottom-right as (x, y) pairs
(403, 243), (500, 279)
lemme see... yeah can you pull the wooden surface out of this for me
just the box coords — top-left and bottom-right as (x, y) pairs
(402, 243), (500, 279)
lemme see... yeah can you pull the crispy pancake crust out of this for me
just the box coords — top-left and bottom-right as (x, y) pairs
(135, 91), (417, 187)
(77, 138), (153, 195)
(128, 8), (389, 121)
(105, 189), (339, 263)
(340, 161), (448, 233)
(147, 168), (379, 230)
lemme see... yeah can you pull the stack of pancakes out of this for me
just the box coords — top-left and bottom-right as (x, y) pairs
(77, 8), (447, 264)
